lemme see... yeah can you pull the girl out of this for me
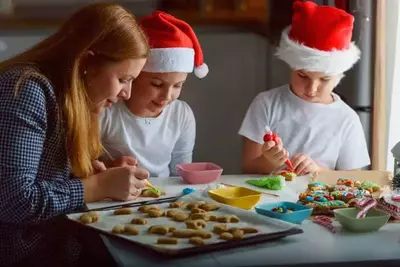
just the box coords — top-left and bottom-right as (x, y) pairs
(0, 3), (149, 266)
(239, 1), (370, 175)
(99, 11), (208, 178)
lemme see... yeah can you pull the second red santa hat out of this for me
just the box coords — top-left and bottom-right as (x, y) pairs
(139, 11), (209, 78)
(275, 1), (361, 75)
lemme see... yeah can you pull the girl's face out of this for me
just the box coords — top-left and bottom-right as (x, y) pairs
(85, 57), (147, 114)
(290, 70), (342, 104)
(126, 71), (188, 117)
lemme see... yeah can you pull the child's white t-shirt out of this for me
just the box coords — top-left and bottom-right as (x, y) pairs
(99, 100), (196, 178)
(238, 84), (371, 170)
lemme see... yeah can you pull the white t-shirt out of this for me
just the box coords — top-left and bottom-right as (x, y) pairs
(238, 84), (371, 170)
(99, 100), (196, 178)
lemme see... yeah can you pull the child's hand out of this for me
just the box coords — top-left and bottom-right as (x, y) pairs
(291, 153), (320, 175)
(261, 138), (289, 171)
(92, 160), (107, 173)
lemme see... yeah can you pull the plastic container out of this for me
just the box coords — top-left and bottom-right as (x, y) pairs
(254, 201), (313, 224)
(208, 186), (261, 210)
(334, 207), (390, 232)
(176, 162), (223, 184)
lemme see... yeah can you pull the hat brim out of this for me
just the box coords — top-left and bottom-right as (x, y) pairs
(275, 27), (361, 75)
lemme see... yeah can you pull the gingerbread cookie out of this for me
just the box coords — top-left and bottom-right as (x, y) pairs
(148, 225), (176, 235)
(213, 224), (228, 234)
(217, 215), (240, 223)
(169, 201), (184, 208)
(131, 218), (148, 225)
(171, 211), (190, 222)
(186, 201), (206, 210)
(113, 208), (133, 215)
(185, 219), (207, 230)
(141, 187), (165, 198)
(138, 205), (159, 213)
(171, 229), (213, 239)
(190, 208), (206, 214)
(307, 182), (328, 191)
(360, 180), (381, 192)
(189, 237), (205, 245)
(148, 209), (165, 218)
(199, 203), (220, 211)
(279, 170), (297, 181)
(79, 211), (100, 224)
(337, 178), (354, 187)
(220, 232), (233, 240)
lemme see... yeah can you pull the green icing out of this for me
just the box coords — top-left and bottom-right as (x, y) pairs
(143, 186), (163, 196)
(246, 176), (285, 190)
(360, 180), (379, 189)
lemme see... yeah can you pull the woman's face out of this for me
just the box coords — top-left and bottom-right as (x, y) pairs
(85, 57), (147, 114)
(290, 70), (342, 104)
(126, 71), (188, 117)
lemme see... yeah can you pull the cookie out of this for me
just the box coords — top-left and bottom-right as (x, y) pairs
(169, 201), (184, 208)
(171, 211), (190, 222)
(131, 218), (148, 225)
(171, 229), (212, 239)
(79, 211), (100, 224)
(138, 205), (159, 213)
(185, 219), (207, 230)
(199, 203), (220, 211)
(360, 180), (381, 192)
(148, 225), (176, 235)
(190, 213), (210, 221)
(213, 224), (228, 234)
(148, 209), (165, 218)
(191, 208), (206, 214)
(189, 237), (205, 245)
(220, 232), (233, 240)
(186, 201), (206, 210)
(217, 215), (240, 223)
(241, 227), (258, 234)
(166, 209), (178, 217)
(231, 229), (244, 239)
(112, 224), (125, 234)
(157, 238), (178, 245)
(307, 182), (327, 191)
(113, 208), (133, 215)
(337, 178), (354, 187)
(279, 170), (297, 181)
(124, 225), (139, 235)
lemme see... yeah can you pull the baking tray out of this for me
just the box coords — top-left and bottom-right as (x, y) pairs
(66, 193), (303, 258)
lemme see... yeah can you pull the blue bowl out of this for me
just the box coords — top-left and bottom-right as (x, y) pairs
(255, 201), (313, 224)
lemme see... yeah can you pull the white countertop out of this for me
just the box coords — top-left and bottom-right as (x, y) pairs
(98, 175), (400, 267)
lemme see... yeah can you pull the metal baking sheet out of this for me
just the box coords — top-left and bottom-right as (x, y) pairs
(66, 192), (303, 257)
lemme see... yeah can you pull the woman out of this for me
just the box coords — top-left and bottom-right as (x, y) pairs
(239, 1), (370, 175)
(99, 11), (208, 178)
(0, 3), (149, 266)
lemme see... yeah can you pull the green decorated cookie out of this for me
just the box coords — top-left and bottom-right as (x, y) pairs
(360, 180), (381, 192)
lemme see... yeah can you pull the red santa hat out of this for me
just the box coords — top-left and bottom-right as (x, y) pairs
(139, 11), (208, 78)
(276, 1), (361, 75)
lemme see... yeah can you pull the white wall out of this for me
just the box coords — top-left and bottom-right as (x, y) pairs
(386, 0), (400, 171)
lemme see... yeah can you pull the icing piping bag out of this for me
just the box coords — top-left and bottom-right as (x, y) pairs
(263, 130), (295, 171)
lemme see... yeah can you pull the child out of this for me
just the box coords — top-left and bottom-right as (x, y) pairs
(239, 1), (370, 175)
(99, 11), (208, 178)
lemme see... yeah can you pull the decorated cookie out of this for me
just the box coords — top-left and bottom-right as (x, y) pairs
(279, 170), (297, 181)
(308, 182), (328, 191)
(336, 178), (354, 187)
(333, 184), (351, 191)
(141, 186), (165, 198)
(360, 180), (381, 192)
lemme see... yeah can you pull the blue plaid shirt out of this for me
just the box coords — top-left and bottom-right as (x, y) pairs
(0, 66), (85, 266)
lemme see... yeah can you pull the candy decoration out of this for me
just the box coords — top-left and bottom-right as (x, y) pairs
(263, 131), (295, 171)
(392, 195), (400, 202)
(272, 205), (295, 213)
(313, 216), (336, 233)
(354, 197), (377, 219)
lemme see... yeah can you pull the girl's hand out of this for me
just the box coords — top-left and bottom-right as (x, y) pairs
(291, 153), (320, 175)
(261, 138), (289, 171)
(92, 160), (107, 173)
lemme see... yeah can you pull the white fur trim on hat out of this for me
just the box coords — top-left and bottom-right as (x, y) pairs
(275, 27), (361, 75)
(142, 47), (195, 73)
(194, 63), (208, 78)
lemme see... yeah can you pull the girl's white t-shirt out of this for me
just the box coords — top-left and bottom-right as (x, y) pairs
(238, 84), (371, 170)
(99, 100), (196, 178)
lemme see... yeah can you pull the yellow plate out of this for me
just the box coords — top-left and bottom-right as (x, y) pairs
(208, 186), (262, 210)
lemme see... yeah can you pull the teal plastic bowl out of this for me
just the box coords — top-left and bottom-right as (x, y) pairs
(255, 201), (313, 224)
(334, 207), (390, 232)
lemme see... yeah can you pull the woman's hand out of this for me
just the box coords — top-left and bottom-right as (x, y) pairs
(105, 156), (138, 168)
(83, 166), (149, 202)
(291, 153), (321, 175)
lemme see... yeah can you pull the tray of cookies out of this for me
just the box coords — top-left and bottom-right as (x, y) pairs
(66, 193), (303, 257)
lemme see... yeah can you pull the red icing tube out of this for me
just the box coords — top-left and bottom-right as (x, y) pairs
(263, 131), (295, 171)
